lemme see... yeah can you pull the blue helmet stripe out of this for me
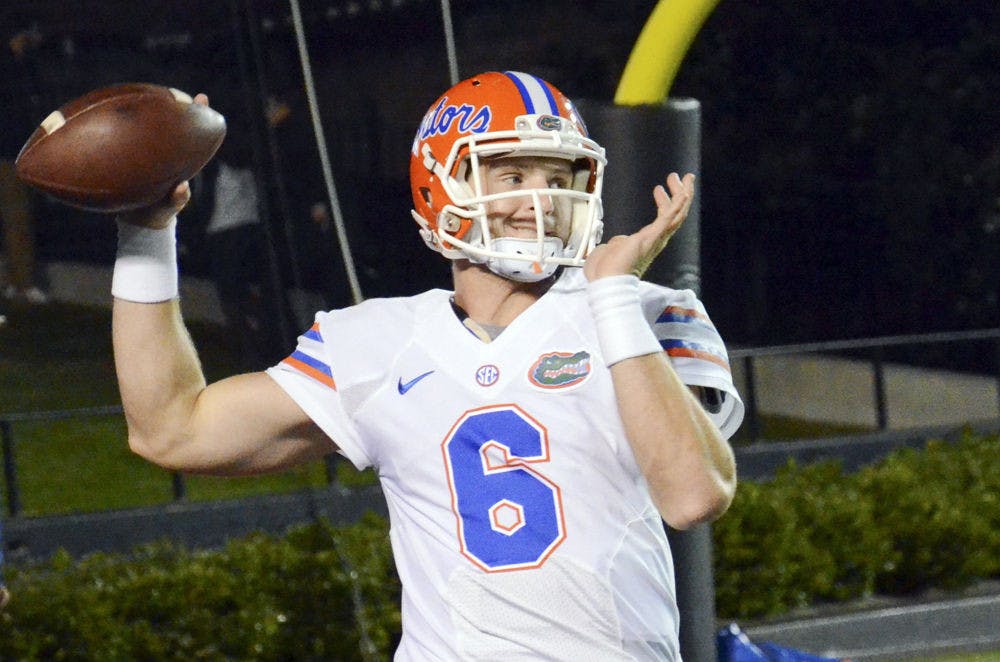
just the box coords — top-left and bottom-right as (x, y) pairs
(503, 71), (559, 115)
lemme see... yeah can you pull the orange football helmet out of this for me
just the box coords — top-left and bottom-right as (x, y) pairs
(410, 71), (606, 281)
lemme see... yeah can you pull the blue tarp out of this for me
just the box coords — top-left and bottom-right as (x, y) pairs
(718, 623), (848, 662)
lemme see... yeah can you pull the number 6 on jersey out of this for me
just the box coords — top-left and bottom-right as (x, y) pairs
(441, 404), (566, 572)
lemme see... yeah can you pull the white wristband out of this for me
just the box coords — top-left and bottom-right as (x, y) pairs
(587, 274), (662, 367)
(111, 218), (179, 303)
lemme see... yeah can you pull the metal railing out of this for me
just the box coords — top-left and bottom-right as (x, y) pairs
(729, 327), (1000, 444)
(2, 405), (127, 518)
(3, 328), (999, 518)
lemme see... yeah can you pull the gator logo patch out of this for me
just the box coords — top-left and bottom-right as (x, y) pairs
(536, 114), (562, 131)
(528, 351), (592, 390)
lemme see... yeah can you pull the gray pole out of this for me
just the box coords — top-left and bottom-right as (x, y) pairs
(576, 98), (718, 661)
(575, 99), (702, 292)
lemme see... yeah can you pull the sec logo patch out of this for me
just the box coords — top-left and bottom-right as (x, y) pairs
(475, 364), (500, 387)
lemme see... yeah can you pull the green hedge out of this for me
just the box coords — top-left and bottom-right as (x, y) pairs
(714, 429), (1000, 618)
(2, 432), (997, 657)
(0, 513), (400, 661)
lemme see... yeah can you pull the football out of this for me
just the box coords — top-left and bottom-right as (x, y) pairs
(15, 83), (227, 213)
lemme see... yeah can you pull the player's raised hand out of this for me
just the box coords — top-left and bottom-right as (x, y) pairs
(583, 172), (695, 281)
(117, 93), (210, 229)
(116, 181), (191, 229)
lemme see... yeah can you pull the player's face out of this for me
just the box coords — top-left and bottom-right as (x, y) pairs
(479, 156), (574, 243)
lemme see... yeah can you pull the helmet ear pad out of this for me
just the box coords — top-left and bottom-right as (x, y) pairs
(417, 186), (433, 208)
(411, 146), (480, 258)
(441, 160), (484, 249)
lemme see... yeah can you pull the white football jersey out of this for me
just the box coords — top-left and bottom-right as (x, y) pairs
(267, 269), (743, 661)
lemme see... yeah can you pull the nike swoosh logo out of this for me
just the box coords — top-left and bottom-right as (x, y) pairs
(397, 370), (434, 395)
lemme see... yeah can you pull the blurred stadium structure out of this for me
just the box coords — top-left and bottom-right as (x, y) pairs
(4, 0), (998, 354)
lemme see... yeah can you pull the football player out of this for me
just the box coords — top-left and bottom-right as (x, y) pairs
(112, 71), (743, 660)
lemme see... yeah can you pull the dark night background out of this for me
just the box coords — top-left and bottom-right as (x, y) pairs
(2, 0), (997, 368)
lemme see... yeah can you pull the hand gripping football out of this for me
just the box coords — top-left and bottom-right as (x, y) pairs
(15, 83), (226, 213)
